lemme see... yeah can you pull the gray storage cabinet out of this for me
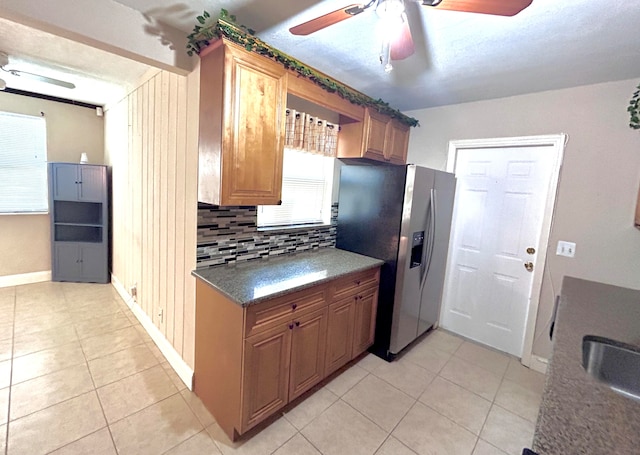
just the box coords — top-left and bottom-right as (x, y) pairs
(49, 163), (109, 283)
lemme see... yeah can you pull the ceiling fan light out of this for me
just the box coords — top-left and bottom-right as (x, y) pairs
(376, 0), (405, 19)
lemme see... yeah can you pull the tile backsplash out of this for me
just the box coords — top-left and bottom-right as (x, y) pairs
(197, 203), (338, 267)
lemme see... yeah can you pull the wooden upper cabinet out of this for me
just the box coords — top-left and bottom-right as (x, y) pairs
(338, 108), (410, 165)
(198, 39), (287, 206)
(385, 120), (410, 164)
(363, 109), (389, 160)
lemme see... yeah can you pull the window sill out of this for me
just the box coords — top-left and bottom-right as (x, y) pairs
(0, 211), (49, 216)
(257, 223), (332, 233)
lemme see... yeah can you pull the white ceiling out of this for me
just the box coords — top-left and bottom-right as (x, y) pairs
(1, 0), (640, 111)
(0, 16), (151, 106)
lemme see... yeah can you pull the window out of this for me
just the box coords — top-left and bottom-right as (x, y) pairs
(0, 111), (48, 213)
(258, 148), (334, 228)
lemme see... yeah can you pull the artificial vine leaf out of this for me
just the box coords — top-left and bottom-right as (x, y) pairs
(629, 82), (640, 130)
(185, 10), (420, 127)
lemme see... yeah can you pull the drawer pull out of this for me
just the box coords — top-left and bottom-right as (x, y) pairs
(292, 303), (297, 310)
(355, 280), (361, 285)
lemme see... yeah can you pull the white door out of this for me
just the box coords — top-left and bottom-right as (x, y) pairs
(441, 136), (564, 358)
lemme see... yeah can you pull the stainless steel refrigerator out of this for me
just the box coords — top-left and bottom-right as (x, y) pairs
(336, 163), (456, 360)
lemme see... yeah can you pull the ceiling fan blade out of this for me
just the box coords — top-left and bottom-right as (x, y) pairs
(425, 0), (532, 16)
(8, 69), (75, 89)
(390, 15), (415, 61)
(289, 4), (366, 35)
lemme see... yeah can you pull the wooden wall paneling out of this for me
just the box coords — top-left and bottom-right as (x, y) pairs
(107, 69), (198, 368)
(173, 74), (188, 357)
(166, 73), (178, 345)
(153, 74), (162, 324)
(182, 64), (200, 367)
(159, 71), (169, 336)
(141, 83), (149, 316)
(133, 89), (142, 300)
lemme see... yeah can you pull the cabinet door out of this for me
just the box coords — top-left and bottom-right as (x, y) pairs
(78, 166), (105, 202)
(53, 243), (81, 281)
(241, 322), (291, 432)
(221, 46), (287, 205)
(325, 297), (355, 375)
(363, 109), (389, 161)
(385, 120), (410, 164)
(352, 286), (379, 358)
(51, 164), (79, 201)
(79, 244), (108, 283)
(289, 307), (328, 401)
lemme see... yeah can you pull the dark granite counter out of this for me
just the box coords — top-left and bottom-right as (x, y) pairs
(533, 276), (640, 454)
(192, 248), (383, 306)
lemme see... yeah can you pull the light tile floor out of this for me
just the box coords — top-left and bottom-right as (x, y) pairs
(0, 281), (546, 455)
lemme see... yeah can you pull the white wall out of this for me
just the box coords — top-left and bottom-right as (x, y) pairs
(406, 78), (640, 358)
(0, 91), (104, 279)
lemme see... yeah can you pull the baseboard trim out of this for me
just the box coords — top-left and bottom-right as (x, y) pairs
(0, 270), (51, 288)
(111, 275), (194, 391)
(529, 355), (549, 375)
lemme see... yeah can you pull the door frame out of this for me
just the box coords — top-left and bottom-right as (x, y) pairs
(444, 134), (566, 369)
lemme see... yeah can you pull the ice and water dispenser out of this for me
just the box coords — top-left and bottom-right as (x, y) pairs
(410, 231), (425, 268)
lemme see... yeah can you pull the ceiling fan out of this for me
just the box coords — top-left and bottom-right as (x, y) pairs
(290, 0), (532, 71)
(0, 51), (76, 90)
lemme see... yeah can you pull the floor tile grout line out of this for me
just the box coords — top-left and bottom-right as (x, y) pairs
(75, 323), (119, 455)
(4, 286), (16, 455)
(266, 428), (299, 455)
(41, 427), (110, 455)
(107, 388), (186, 428)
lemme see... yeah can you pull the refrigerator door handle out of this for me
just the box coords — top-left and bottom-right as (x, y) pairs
(420, 188), (437, 291)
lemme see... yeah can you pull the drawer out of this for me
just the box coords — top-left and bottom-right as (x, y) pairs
(330, 268), (380, 301)
(245, 284), (327, 337)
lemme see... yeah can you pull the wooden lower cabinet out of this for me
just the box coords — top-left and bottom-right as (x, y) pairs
(352, 286), (379, 357)
(325, 298), (355, 376)
(194, 266), (379, 441)
(289, 307), (328, 401)
(241, 322), (292, 431)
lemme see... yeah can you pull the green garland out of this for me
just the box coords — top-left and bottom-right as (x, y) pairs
(628, 82), (640, 130)
(186, 10), (420, 128)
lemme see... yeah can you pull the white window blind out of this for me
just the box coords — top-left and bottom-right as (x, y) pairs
(0, 112), (48, 213)
(258, 148), (334, 228)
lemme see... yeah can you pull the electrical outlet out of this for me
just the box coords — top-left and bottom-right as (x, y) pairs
(130, 283), (137, 300)
(556, 240), (576, 258)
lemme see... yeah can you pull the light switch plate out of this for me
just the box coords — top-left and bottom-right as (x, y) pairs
(556, 240), (576, 257)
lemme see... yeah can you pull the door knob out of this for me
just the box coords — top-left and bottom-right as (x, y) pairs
(524, 261), (534, 272)
(526, 247), (536, 255)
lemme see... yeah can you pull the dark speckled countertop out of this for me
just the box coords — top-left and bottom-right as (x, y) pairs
(191, 248), (383, 306)
(533, 276), (640, 455)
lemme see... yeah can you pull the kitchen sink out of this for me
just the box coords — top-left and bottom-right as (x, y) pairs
(582, 335), (640, 401)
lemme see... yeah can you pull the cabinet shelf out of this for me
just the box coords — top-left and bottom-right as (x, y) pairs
(54, 222), (103, 228)
(53, 200), (102, 225)
(54, 225), (102, 243)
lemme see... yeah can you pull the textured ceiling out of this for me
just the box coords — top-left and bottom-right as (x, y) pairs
(0, 16), (151, 106)
(112, 0), (640, 110)
(1, 0), (640, 111)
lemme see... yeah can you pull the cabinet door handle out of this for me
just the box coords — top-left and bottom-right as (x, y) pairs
(295, 321), (300, 327)
(292, 303), (297, 310)
(355, 280), (361, 285)
(288, 323), (294, 330)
